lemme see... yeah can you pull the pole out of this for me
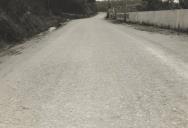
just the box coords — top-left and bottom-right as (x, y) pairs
(47, 0), (51, 14)
(124, 0), (128, 22)
(122, 0), (127, 13)
(125, 0), (127, 13)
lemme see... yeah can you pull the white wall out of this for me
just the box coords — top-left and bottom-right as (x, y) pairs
(127, 9), (188, 31)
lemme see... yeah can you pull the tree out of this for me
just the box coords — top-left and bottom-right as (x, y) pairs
(142, 0), (163, 11)
(141, 0), (181, 11)
(0, 0), (96, 15)
(179, 0), (188, 8)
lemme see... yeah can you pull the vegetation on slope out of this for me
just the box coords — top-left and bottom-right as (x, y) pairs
(0, 0), (96, 47)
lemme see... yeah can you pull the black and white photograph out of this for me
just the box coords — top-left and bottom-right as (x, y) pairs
(0, 0), (188, 128)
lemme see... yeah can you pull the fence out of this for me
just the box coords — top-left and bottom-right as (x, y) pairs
(127, 9), (188, 31)
(116, 13), (126, 21)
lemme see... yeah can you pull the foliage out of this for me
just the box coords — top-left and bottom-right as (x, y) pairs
(0, 0), (96, 44)
(0, 0), (96, 15)
(179, 0), (188, 8)
(141, 0), (182, 11)
(96, 1), (109, 12)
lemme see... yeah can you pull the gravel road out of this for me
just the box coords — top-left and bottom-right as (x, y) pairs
(0, 13), (188, 128)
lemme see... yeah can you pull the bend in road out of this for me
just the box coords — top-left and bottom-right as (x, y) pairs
(0, 13), (188, 128)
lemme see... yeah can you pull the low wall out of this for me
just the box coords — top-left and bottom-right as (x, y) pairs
(116, 13), (126, 21)
(127, 9), (188, 31)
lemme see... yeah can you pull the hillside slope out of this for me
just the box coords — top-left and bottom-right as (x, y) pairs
(0, 0), (96, 47)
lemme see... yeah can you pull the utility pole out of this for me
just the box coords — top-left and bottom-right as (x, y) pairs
(125, 0), (128, 13)
(122, 0), (128, 13)
(107, 0), (110, 9)
(47, 0), (51, 14)
(123, 0), (128, 22)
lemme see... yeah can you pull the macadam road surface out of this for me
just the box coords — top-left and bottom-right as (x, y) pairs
(0, 13), (188, 128)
